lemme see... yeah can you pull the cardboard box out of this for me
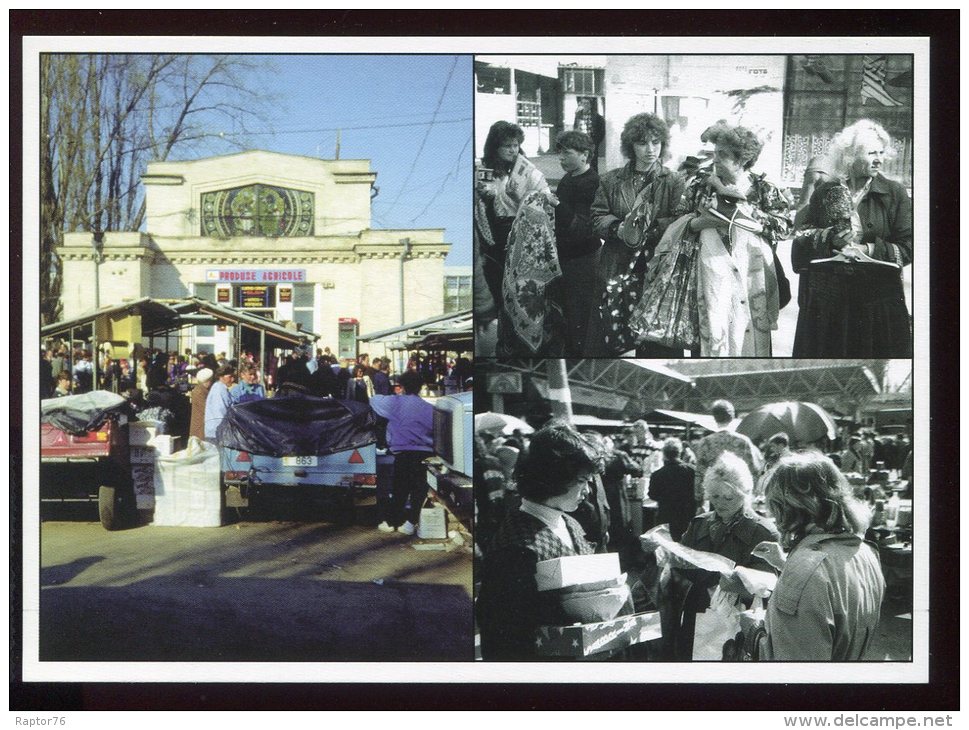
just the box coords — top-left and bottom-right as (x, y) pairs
(536, 553), (621, 592)
(129, 446), (157, 464)
(131, 463), (155, 509)
(418, 503), (448, 539)
(535, 611), (662, 658)
(128, 420), (163, 445)
(148, 434), (180, 455)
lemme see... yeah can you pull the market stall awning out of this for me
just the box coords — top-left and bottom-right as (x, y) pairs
(40, 298), (181, 338)
(165, 297), (318, 349)
(645, 409), (719, 432)
(357, 309), (472, 353)
(571, 415), (628, 429)
(42, 296), (318, 352)
(485, 359), (696, 418)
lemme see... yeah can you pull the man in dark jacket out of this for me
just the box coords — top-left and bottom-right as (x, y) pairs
(648, 437), (697, 542)
(554, 130), (601, 355)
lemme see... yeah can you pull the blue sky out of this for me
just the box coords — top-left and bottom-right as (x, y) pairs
(180, 54), (472, 266)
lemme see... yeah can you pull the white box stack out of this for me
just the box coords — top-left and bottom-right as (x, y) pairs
(152, 439), (223, 527)
(128, 435), (183, 510)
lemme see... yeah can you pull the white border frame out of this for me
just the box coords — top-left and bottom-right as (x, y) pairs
(20, 35), (930, 685)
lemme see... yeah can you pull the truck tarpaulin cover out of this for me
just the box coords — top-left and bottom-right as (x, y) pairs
(41, 391), (130, 435)
(217, 395), (377, 457)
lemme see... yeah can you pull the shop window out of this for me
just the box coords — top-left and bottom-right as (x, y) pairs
(782, 54), (913, 189)
(561, 67), (603, 96)
(443, 275), (472, 313)
(292, 283), (315, 308)
(475, 63), (512, 94)
(293, 310), (315, 334)
(201, 184), (314, 238)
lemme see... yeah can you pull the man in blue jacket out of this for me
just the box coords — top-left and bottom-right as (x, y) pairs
(369, 369), (434, 536)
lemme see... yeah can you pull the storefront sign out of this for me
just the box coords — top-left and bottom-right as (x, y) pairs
(217, 288), (231, 303)
(206, 269), (307, 283)
(236, 285), (274, 309)
(278, 288), (292, 303)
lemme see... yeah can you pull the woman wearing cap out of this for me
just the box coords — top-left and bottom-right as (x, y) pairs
(740, 452), (884, 660)
(189, 367), (214, 441)
(676, 122), (793, 356)
(586, 112), (686, 357)
(791, 119), (912, 357)
(475, 420), (603, 660)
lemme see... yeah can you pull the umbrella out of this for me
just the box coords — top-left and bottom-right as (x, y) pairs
(475, 412), (534, 436)
(736, 401), (837, 445)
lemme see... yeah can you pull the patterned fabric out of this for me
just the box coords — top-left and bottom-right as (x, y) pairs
(492, 154), (550, 218)
(489, 508), (595, 561)
(629, 214), (701, 350)
(677, 171), (790, 357)
(676, 171), (794, 246)
(587, 163), (686, 356)
(499, 191), (564, 355)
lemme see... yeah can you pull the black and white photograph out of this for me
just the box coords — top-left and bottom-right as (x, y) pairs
(473, 54), (914, 360)
(474, 358), (913, 662)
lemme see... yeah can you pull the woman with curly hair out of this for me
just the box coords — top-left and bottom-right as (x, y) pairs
(675, 122), (793, 356)
(475, 420), (605, 660)
(791, 119), (912, 357)
(586, 112), (686, 356)
(740, 452), (885, 660)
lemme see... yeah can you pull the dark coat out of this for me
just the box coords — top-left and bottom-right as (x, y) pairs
(648, 459), (697, 542)
(791, 175), (912, 357)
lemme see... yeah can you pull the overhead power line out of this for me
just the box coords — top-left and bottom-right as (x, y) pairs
(381, 55), (460, 218)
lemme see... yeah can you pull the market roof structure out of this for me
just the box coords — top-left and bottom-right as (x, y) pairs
(357, 309), (472, 353)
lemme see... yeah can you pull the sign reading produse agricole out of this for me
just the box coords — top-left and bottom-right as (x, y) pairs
(206, 269), (307, 283)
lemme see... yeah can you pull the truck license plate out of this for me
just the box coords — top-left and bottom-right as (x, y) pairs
(282, 455), (318, 467)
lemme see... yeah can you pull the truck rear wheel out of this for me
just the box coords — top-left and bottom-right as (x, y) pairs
(98, 485), (129, 531)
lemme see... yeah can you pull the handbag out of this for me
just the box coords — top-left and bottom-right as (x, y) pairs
(598, 247), (649, 355)
(772, 246), (792, 309)
(629, 215), (700, 351)
(597, 191), (656, 354)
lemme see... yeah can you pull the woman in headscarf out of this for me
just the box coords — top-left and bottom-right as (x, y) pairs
(586, 113), (685, 356)
(791, 119), (912, 357)
(740, 452), (884, 660)
(675, 122), (793, 356)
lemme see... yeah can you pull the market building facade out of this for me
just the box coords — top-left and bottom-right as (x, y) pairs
(57, 150), (451, 360)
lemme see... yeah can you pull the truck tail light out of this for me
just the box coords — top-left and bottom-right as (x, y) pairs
(353, 474), (377, 486)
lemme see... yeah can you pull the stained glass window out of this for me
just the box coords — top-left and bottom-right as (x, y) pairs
(201, 184), (314, 238)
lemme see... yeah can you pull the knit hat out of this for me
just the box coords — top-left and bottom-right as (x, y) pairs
(196, 368), (214, 384)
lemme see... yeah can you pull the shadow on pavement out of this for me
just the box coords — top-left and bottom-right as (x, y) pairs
(41, 575), (473, 662)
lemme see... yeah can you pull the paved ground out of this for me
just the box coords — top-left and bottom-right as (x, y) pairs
(39, 509), (473, 662)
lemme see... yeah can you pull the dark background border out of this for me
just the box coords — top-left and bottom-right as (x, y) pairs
(10, 9), (959, 711)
